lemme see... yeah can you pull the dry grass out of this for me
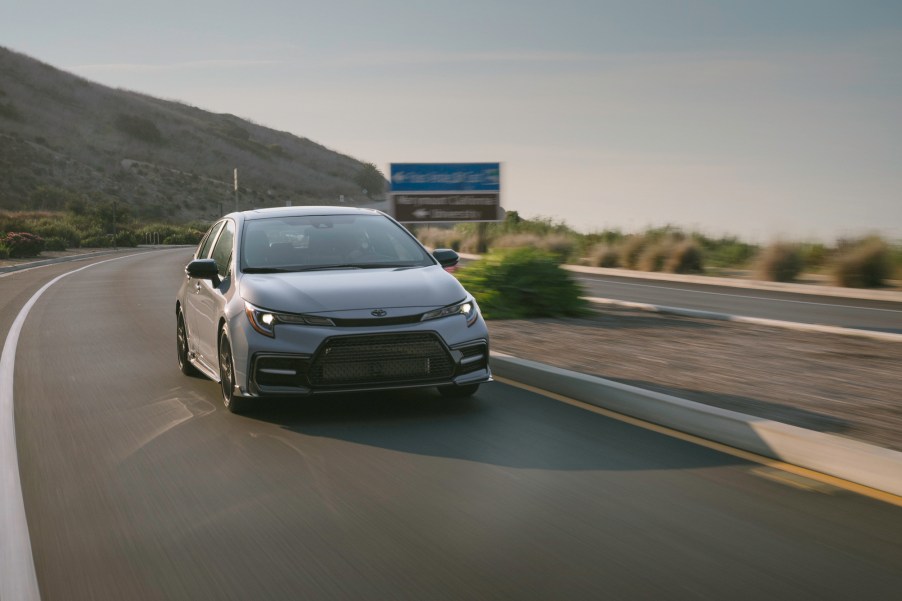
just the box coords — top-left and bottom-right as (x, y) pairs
(832, 237), (892, 288)
(416, 227), (463, 251)
(637, 241), (672, 272)
(491, 232), (576, 263)
(665, 240), (704, 274)
(754, 242), (803, 282)
(586, 243), (620, 268)
(619, 235), (647, 269)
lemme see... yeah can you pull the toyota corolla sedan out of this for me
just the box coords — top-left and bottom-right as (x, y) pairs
(176, 206), (491, 413)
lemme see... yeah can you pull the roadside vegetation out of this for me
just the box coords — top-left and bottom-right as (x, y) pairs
(3, 204), (899, 292)
(454, 248), (588, 319)
(0, 205), (207, 259)
(418, 212), (902, 289)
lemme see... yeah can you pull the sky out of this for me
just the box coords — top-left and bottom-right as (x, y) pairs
(2, 0), (901, 242)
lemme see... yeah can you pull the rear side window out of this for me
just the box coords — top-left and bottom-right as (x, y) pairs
(197, 221), (224, 259)
(210, 221), (235, 277)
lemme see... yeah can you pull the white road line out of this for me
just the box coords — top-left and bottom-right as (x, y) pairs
(574, 277), (902, 313)
(1, 253), (145, 601)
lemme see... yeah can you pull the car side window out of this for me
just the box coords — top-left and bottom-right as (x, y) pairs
(210, 221), (235, 278)
(197, 221), (225, 259)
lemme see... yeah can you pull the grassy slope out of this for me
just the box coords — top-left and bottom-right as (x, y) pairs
(0, 46), (378, 221)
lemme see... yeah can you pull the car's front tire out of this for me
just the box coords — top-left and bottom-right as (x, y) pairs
(438, 384), (480, 399)
(219, 333), (249, 414)
(177, 311), (200, 377)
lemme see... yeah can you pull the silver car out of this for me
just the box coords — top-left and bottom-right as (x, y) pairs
(176, 206), (491, 413)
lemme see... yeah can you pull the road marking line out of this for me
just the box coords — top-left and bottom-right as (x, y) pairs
(1, 253), (146, 601)
(749, 467), (841, 494)
(494, 376), (902, 508)
(574, 277), (902, 313)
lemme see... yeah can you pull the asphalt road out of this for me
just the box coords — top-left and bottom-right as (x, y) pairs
(4, 250), (902, 600)
(572, 273), (902, 333)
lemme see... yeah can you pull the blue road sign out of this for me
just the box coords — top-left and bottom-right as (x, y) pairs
(391, 163), (500, 192)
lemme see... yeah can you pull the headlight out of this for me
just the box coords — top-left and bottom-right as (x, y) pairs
(421, 299), (479, 326)
(245, 302), (334, 337)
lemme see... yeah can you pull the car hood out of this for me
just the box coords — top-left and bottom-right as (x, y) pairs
(239, 265), (468, 314)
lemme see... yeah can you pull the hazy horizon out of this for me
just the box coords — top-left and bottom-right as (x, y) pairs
(3, 1), (900, 243)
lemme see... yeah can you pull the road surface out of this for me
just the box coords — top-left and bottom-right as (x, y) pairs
(3, 250), (901, 600)
(573, 273), (902, 333)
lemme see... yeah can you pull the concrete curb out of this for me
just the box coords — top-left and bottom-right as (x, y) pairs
(491, 352), (902, 498)
(583, 296), (902, 343)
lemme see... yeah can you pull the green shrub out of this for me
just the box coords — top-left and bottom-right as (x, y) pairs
(699, 236), (757, 268)
(665, 241), (704, 274)
(454, 247), (588, 319)
(133, 223), (205, 246)
(162, 230), (204, 245)
(28, 220), (81, 248)
(0, 245), (9, 259)
(755, 242), (803, 282)
(799, 242), (829, 272)
(2, 232), (45, 258)
(584, 229), (626, 249)
(114, 230), (139, 248)
(44, 237), (68, 251)
(831, 237), (892, 288)
(81, 235), (113, 248)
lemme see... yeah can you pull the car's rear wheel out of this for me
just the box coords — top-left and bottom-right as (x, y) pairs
(177, 311), (200, 376)
(219, 334), (248, 414)
(438, 384), (480, 399)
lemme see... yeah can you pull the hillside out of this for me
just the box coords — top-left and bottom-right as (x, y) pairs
(0, 47), (386, 221)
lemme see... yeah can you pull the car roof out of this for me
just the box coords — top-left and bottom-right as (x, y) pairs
(232, 206), (386, 221)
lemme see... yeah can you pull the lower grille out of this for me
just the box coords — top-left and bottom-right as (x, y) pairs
(309, 333), (453, 387)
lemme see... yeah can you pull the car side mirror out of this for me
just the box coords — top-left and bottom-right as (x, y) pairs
(186, 259), (221, 287)
(432, 248), (459, 269)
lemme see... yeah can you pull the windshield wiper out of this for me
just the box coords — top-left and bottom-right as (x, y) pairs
(302, 263), (424, 271)
(293, 264), (364, 272)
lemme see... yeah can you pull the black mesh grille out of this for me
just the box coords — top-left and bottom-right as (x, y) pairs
(309, 333), (453, 387)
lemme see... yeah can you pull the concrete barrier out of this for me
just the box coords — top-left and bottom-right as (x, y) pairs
(491, 352), (902, 497)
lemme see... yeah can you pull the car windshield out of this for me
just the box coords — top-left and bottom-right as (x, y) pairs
(240, 214), (434, 272)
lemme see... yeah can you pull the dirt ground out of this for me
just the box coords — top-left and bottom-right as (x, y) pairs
(488, 307), (902, 452)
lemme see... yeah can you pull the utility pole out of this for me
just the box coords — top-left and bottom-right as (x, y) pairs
(112, 200), (118, 250)
(233, 168), (239, 212)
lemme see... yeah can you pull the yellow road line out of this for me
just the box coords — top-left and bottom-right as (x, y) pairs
(494, 376), (902, 508)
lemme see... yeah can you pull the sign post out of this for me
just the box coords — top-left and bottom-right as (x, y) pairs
(390, 163), (501, 224)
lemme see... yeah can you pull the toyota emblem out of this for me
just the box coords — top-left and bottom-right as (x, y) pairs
(371, 309), (387, 317)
